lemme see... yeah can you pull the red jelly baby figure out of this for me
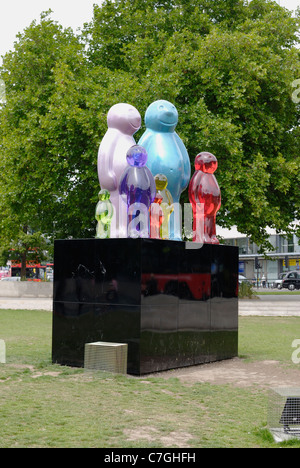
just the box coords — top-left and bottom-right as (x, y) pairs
(188, 152), (221, 244)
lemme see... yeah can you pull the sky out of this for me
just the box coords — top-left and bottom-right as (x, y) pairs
(0, 0), (102, 60)
(0, 0), (299, 61)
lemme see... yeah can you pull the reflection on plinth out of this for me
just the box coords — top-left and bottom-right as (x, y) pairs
(52, 238), (238, 375)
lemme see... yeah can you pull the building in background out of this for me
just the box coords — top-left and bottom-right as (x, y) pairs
(218, 226), (300, 287)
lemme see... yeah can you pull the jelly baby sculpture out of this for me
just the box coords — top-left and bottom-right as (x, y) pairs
(150, 190), (163, 239)
(97, 103), (141, 238)
(188, 152), (221, 244)
(138, 100), (191, 240)
(95, 189), (114, 239)
(119, 145), (156, 238)
(154, 174), (174, 239)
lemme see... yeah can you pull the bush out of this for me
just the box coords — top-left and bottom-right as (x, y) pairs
(239, 281), (256, 299)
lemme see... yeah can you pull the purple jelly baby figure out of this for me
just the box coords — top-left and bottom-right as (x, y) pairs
(188, 152), (221, 244)
(119, 145), (156, 238)
(97, 103), (141, 238)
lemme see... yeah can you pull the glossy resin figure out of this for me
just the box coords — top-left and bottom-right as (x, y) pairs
(154, 174), (174, 239)
(119, 145), (156, 238)
(97, 103), (141, 238)
(138, 100), (191, 240)
(188, 152), (221, 244)
(95, 189), (114, 239)
(150, 190), (163, 239)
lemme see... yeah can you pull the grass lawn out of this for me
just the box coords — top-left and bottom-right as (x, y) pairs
(257, 291), (300, 295)
(1, 309), (300, 448)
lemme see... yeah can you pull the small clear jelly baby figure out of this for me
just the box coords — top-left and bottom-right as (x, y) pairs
(119, 145), (156, 238)
(188, 152), (221, 244)
(95, 189), (114, 239)
(150, 190), (163, 239)
(154, 174), (174, 239)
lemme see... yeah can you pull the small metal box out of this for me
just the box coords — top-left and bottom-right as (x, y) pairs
(84, 341), (128, 374)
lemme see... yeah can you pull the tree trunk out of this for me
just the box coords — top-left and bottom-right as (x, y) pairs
(21, 251), (27, 281)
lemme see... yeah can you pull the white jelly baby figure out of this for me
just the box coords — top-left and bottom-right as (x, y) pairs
(95, 189), (114, 239)
(97, 103), (141, 238)
(119, 145), (156, 238)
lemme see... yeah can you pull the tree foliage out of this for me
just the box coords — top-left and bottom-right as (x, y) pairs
(0, 1), (299, 254)
(0, 11), (96, 243)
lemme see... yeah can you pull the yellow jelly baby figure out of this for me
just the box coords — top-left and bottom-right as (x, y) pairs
(154, 174), (174, 240)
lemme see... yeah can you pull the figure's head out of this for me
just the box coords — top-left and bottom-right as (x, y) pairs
(144, 100), (178, 133)
(98, 189), (111, 201)
(194, 152), (218, 173)
(107, 103), (141, 135)
(154, 173), (168, 190)
(126, 145), (148, 167)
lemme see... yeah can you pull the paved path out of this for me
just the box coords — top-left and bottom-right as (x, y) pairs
(239, 299), (300, 316)
(0, 297), (52, 311)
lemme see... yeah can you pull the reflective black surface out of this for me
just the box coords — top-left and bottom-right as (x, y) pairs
(52, 238), (238, 375)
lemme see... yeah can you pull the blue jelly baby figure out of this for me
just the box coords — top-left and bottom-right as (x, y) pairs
(95, 189), (114, 239)
(138, 100), (191, 240)
(119, 145), (156, 238)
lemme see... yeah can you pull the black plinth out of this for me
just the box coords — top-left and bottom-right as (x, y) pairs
(52, 238), (238, 375)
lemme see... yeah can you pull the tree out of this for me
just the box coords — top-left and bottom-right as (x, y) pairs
(84, 0), (300, 248)
(0, 79), (5, 104)
(0, 11), (95, 244)
(0, 1), (299, 255)
(0, 228), (48, 280)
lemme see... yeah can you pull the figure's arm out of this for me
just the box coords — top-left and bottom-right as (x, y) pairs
(165, 189), (174, 213)
(119, 168), (129, 198)
(149, 169), (157, 203)
(174, 134), (191, 189)
(137, 130), (154, 155)
(97, 132), (118, 192)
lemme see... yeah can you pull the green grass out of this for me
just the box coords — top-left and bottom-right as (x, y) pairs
(238, 316), (300, 364)
(257, 290), (300, 295)
(1, 310), (300, 448)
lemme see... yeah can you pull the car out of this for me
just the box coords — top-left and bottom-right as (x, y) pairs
(0, 276), (21, 281)
(273, 272), (287, 289)
(46, 272), (53, 281)
(281, 271), (300, 291)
